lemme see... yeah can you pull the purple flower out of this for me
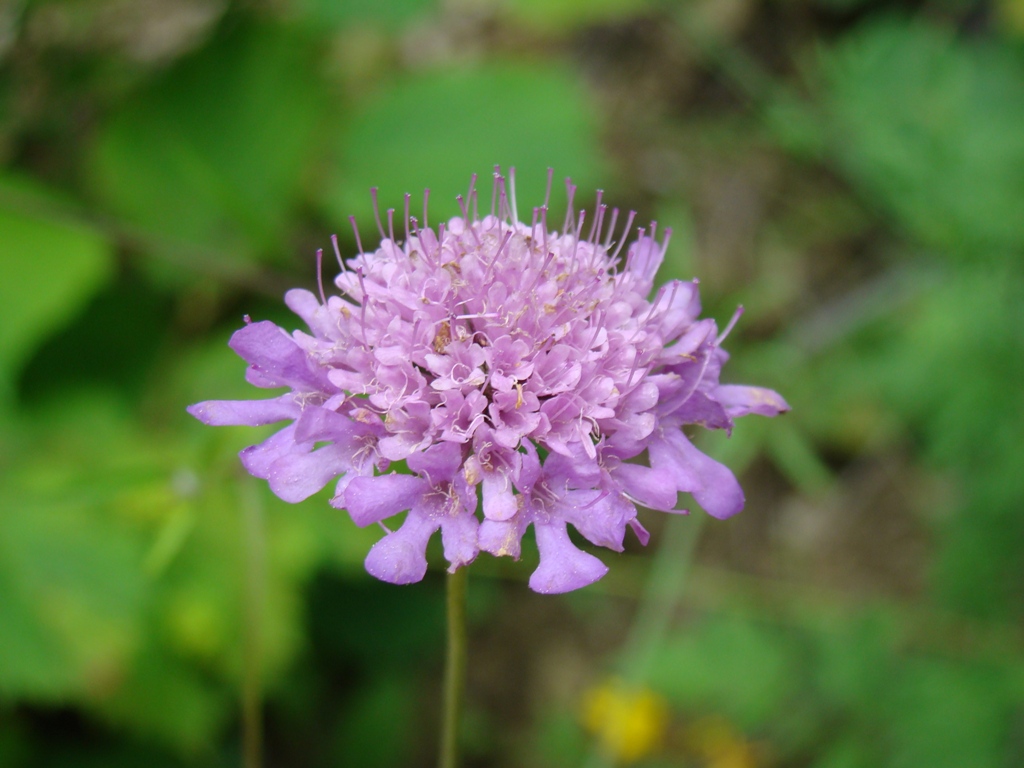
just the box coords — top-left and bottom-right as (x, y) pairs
(188, 171), (789, 593)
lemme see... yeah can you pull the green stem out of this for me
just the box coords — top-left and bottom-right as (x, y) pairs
(240, 478), (265, 768)
(439, 567), (468, 768)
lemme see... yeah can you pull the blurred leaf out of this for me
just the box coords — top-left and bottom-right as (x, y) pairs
(883, 659), (1008, 768)
(18, 275), (174, 405)
(0, 471), (144, 702)
(766, 419), (834, 495)
(86, 22), (331, 264)
(322, 63), (607, 228)
(330, 676), (418, 768)
(93, 643), (229, 752)
(501, 0), (651, 32)
(0, 176), (113, 403)
(650, 614), (798, 728)
(531, 707), (590, 768)
(822, 20), (1024, 259)
(295, 0), (435, 29)
(813, 736), (874, 768)
(813, 612), (898, 713)
(0, 387), (370, 750)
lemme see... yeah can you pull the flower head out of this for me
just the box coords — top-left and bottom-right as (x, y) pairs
(188, 170), (788, 593)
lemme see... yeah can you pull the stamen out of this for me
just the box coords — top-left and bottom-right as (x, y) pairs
(403, 193), (411, 245)
(508, 166), (518, 223)
(491, 166), (500, 218)
(562, 179), (577, 232)
(568, 209), (587, 280)
(423, 188), (431, 229)
(716, 305), (745, 345)
(387, 208), (396, 245)
(540, 206), (549, 254)
(626, 227), (646, 271)
(495, 173), (509, 221)
(349, 215), (364, 254)
(543, 167), (554, 210)
(331, 234), (345, 272)
(457, 194), (482, 246)
(466, 173), (478, 223)
(590, 203), (607, 247)
(316, 248), (326, 305)
(436, 221), (447, 266)
(611, 210), (637, 260)
(603, 208), (620, 248)
(586, 190), (604, 242)
(370, 188), (386, 240)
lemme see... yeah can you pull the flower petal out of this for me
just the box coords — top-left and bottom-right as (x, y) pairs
(230, 320), (327, 391)
(187, 394), (299, 426)
(482, 472), (518, 521)
(529, 520), (609, 594)
(344, 473), (426, 527)
(365, 512), (438, 585)
(614, 463), (678, 511)
(239, 424), (302, 479)
(265, 443), (351, 503)
(715, 385), (791, 418)
(667, 431), (745, 519)
(479, 516), (529, 559)
(558, 490), (636, 551)
(440, 511), (480, 572)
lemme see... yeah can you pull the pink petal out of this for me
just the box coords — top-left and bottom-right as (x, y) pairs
(187, 395), (299, 426)
(529, 521), (609, 594)
(479, 517), (528, 559)
(715, 385), (791, 418)
(669, 432), (745, 519)
(239, 424), (301, 479)
(344, 474), (426, 527)
(440, 512), (480, 571)
(614, 462), (678, 511)
(365, 513), (438, 585)
(265, 443), (350, 503)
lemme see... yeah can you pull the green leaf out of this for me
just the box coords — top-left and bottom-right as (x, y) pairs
(322, 63), (608, 228)
(330, 676), (418, 768)
(882, 660), (1008, 768)
(92, 643), (229, 753)
(294, 0), (436, 29)
(502, 0), (651, 32)
(822, 20), (1024, 259)
(650, 614), (798, 728)
(0, 177), (113, 401)
(86, 22), (330, 263)
(0, 487), (145, 701)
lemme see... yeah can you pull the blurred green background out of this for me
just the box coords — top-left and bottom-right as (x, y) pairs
(2, 0), (1024, 766)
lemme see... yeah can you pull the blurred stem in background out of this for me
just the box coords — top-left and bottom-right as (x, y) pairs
(241, 477), (265, 768)
(585, 512), (707, 768)
(440, 567), (468, 768)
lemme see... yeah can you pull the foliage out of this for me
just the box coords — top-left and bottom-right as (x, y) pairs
(1, 0), (1023, 766)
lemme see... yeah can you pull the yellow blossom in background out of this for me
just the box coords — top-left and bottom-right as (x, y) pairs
(685, 714), (762, 768)
(581, 678), (669, 764)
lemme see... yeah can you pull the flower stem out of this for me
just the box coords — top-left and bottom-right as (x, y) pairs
(439, 567), (468, 768)
(240, 478), (265, 768)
